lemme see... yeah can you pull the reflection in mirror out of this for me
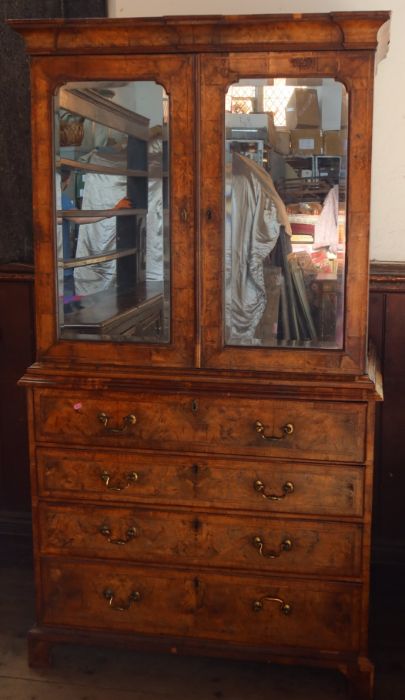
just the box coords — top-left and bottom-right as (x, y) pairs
(54, 81), (170, 343)
(224, 78), (347, 349)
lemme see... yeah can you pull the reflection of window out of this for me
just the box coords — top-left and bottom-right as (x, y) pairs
(225, 85), (256, 114)
(263, 80), (294, 126)
(225, 81), (295, 126)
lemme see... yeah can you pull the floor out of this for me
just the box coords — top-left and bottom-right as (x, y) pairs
(0, 554), (404, 700)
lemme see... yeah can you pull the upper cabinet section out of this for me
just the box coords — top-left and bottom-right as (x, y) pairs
(9, 13), (390, 376)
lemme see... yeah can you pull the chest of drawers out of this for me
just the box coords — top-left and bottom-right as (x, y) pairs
(24, 376), (380, 700)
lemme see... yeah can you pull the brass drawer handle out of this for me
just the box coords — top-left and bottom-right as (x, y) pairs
(254, 480), (294, 500)
(98, 412), (137, 434)
(103, 588), (141, 611)
(100, 470), (138, 491)
(255, 420), (294, 441)
(99, 524), (138, 545)
(253, 535), (292, 558)
(252, 596), (292, 616)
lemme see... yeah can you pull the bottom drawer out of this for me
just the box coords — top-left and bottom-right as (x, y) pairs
(41, 559), (361, 653)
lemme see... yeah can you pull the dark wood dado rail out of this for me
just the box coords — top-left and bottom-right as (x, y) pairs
(0, 262), (35, 281)
(370, 261), (405, 292)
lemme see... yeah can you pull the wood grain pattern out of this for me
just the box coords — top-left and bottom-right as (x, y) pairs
(38, 503), (363, 578)
(41, 558), (362, 652)
(34, 389), (367, 462)
(37, 447), (365, 517)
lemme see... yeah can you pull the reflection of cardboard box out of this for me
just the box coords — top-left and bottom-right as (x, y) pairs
(272, 128), (290, 155)
(285, 88), (321, 129)
(323, 130), (347, 156)
(290, 128), (323, 155)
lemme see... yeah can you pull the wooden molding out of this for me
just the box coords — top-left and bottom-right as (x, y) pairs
(8, 12), (390, 55)
(0, 263), (35, 282)
(370, 261), (405, 292)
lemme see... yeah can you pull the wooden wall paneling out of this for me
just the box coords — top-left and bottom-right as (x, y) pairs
(369, 263), (405, 570)
(0, 267), (35, 511)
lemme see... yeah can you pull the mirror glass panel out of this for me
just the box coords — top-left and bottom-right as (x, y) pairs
(224, 78), (347, 349)
(54, 81), (169, 343)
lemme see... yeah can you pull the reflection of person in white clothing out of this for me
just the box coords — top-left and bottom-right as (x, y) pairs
(74, 152), (128, 297)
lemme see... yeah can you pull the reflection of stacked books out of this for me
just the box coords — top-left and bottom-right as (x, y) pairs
(289, 214), (316, 243)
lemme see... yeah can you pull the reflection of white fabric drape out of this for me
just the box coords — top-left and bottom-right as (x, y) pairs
(314, 184), (339, 250)
(74, 151), (127, 296)
(146, 137), (163, 281)
(226, 153), (291, 341)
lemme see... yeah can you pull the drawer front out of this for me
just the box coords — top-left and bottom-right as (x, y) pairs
(39, 503), (363, 578)
(34, 389), (367, 463)
(41, 559), (361, 653)
(37, 448), (364, 517)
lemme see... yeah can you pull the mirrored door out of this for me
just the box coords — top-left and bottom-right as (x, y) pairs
(54, 80), (170, 344)
(34, 53), (195, 367)
(224, 77), (347, 350)
(198, 51), (371, 374)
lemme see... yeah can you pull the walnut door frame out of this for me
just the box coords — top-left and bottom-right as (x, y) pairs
(29, 53), (196, 368)
(199, 50), (375, 376)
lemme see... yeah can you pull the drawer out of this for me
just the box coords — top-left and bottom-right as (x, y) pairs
(37, 448), (364, 517)
(34, 389), (367, 463)
(41, 558), (362, 653)
(39, 503), (363, 578)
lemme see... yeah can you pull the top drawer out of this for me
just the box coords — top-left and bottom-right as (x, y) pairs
(34, 389), (367, 463)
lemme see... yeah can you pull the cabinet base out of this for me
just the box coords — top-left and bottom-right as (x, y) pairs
(27, 626), (374, 699)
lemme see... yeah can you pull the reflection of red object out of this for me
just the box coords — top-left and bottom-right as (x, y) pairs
(290, 222), (315, 236)
(310, 249), (333, 273)
(113, 196), (133, 209)
(311, 249), (328, 265)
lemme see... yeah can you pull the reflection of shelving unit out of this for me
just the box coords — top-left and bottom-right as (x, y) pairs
(281, 154), (342, 204)
(225, 138), (266, 166)
(56, 87), (164, 340)
(61, 281), (164, 340)
(285, 154), (341, 181)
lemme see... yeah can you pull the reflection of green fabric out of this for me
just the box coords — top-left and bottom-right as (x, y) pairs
(271, 229), (317, 342)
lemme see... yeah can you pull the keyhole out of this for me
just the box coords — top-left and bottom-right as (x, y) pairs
(191, 399), (198, 413)
(192, 517), (202, 532)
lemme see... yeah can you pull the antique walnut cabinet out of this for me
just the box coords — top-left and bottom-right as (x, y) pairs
(10, 12), (389, 700)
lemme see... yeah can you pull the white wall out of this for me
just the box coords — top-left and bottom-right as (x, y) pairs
(108, 0), (403, 263)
